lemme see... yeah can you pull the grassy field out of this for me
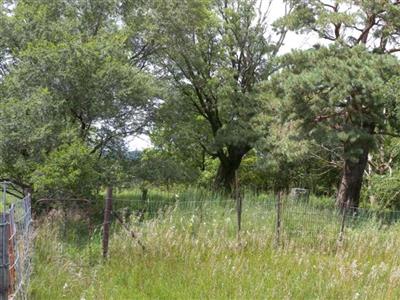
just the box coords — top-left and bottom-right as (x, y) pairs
(29, 189), (400, 299)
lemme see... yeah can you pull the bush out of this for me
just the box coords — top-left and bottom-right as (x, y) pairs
(32, 140), (103, 199)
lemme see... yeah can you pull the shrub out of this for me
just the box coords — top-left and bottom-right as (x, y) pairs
(32, 140), (103, 199)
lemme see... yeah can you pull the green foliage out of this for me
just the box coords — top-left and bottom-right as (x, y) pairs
(271, 45), (399, 178)
(147, 0), (289, 189)
(279, 45), (400, 147)
(0, 0), (157, 194)
(132, 149), (201, 188)
(32, 140), (103, 198)
(281, 0), (400, 52)
(365, 170), (400, 210)
(3, 9), (157, 145)
(275, 0), (400, 204)
(236, 150), (266, 190)
(196, 156), (219, 188)
(1, 0), (400, 201)
(253, 100), (341, 193)
(0, 86), (67, 187)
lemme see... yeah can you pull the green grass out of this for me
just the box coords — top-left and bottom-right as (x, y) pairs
(29, 189), (400, 299)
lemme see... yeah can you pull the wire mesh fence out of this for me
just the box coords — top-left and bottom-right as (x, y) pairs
(34, 188), (400, 267)
(107, 191), (400, 250)
(0, 182), (32, 300)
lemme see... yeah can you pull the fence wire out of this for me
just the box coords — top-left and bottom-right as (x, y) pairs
(0, 182), (32, 300)
(108, 195), (400, 246)
(38, 190), (400, 272)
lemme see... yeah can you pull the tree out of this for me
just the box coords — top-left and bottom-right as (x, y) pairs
(0, 0), (157, 193)
(275, 45), (400, 209)
(281, 0), (400, 54)
(277, 0), (400, 208)
(132, 149), (200, 188)
(253, 114), (339, 194)
(142, 0), (289, 192)
(0, 86), (68, 190)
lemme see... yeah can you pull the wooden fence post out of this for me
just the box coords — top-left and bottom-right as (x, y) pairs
(103, 186), (113, 259)
(139, 186), (148, 222)
(275, 192), (282, 247)
(235, 171), (242, 236)
(338, 200), (349, 243)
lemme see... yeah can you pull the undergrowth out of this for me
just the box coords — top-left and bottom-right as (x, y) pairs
(29, 189), (400, 299)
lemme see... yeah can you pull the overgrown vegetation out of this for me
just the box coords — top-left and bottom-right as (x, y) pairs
(1, 0), (400, 298)
(30, 190), (400, 299)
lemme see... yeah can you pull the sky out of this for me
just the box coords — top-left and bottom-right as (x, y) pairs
(127, 134), (152, 151)
(128, 0), (319, 151)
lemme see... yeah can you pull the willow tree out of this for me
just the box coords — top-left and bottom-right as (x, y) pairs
(142, 0), (289, 191)
(0, 0), (157, 192)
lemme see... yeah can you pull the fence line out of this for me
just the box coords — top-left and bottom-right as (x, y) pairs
(39, 189), (400, 263)
(0, 182), (32, 300)
(105, 194), (400, 245)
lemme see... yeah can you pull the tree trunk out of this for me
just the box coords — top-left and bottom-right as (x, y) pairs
(215, 161), (239, 193)
(336, 142), (370, 210)
(214, 146), (249, 193)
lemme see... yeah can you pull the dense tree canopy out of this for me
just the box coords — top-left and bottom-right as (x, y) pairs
(0, 0), (399, 209)
(275, 0), (400, 208)
(273, 45), (400, 208)
(145, 0), (290, 191)
(0, 0), (158, 195)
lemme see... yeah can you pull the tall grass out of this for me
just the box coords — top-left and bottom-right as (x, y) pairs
(29, 190), (400, 299)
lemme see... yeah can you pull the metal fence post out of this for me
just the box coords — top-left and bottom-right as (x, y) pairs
(0, 215), (8, 300)
(0, 183), (33, 299)
(103, 186), (113, 259)
(0, 182), (8, 300)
